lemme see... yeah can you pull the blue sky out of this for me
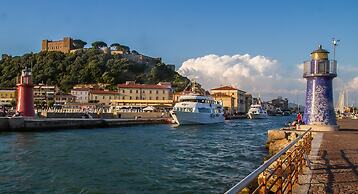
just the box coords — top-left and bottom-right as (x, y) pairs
(1, 0), (358, 102)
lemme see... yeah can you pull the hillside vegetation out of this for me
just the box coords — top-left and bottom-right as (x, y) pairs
(0, 49), (189, 92)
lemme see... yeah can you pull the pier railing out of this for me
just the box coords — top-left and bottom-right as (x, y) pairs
(225, 128), (312, 194)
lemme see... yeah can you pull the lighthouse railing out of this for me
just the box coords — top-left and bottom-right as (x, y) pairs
(303, 60), (337, 77)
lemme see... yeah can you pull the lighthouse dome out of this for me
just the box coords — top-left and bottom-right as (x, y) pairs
(311, 45), (329, 60)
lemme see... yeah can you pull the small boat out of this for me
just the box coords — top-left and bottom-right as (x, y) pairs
(170, 95), (225, 125)
(247, 104), (268, 119)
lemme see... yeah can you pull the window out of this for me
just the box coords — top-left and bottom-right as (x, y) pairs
(149, 97), (152, 100)
(156, 97), (158, 100)
(163, 97), (165, 100)
(136, 90), (138, 93)
(109, 96), (111, 99)
(130, 90), (132, 93)
(143, 90), (145, 93)
(163, 90), (165, 94)
(149, 90), (152, 94)
(123, 90), (125, 93)
(103, 96), (105, 99)
(130, 96), (132, 100)
(198, 108), (212, 113)
(122, 97), (125, 100)
(156, 90), (158, 94)
(136, 97), (139, 100)
(95, 96), (97, 100)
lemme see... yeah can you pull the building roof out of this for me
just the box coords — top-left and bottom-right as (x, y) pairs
(211, 92), (234, 98)
(71, 88), (90, 91)
(117, 83), (171, 89)
(311, 45), (329, 54)
(211, 85), (238, 91)
(90, 90), (119, 95)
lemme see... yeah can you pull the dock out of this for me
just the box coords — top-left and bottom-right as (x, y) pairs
(294, 119), (358, 193)
(0, 117), (171, 132)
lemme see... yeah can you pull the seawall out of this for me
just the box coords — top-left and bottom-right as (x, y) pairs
(0, 117), (170, 132)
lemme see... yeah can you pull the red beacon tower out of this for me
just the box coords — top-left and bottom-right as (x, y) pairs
(16, 67), (35, 117)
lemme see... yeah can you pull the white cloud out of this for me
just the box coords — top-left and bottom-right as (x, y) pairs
(348, 77), (358, 90)
(177, 53), (305, 101)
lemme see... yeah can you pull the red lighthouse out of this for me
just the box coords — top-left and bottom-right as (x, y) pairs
(16, 67), (35, 117)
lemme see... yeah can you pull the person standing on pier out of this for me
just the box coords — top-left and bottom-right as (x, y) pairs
(297, 112), (302, 129)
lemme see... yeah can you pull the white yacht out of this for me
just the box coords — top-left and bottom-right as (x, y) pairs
(247, 104), (268, 119)
(170, 95), (225, 125)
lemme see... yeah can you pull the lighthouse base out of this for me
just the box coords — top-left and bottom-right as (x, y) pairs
(297, 124), (339, 132)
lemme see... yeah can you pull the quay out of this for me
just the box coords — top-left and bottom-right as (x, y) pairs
(294, 119), (358, 193)
(0, 117), (170, 132)
(225, 119), (358, 194)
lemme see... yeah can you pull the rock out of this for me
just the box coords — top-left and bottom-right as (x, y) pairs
(269, 139), (290, 155)
(267, 130), (286, 142)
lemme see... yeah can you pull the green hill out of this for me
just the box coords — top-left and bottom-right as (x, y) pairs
(0, 49), (189, 92)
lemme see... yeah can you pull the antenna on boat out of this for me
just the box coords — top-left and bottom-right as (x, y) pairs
(332, 38), (340, 60)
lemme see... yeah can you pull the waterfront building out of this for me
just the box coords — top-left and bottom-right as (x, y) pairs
(117, 81), (172, 101)
(89, 90), (120, 106)
(211, 92), (235, 113)
(112, 81), (173, 107)
(210, 85), (246, 114)
(33, 84), (56, 102)
(70, 88), (90, 103)
(41, 37), (74, 53)
(303, 45), (337, 130)
(0, 89), (16, 105)
(54, 94), (76, 105)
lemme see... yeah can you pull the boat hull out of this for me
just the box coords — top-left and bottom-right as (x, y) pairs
(247, 113), (268, 119)
(170, 111), (225, 125)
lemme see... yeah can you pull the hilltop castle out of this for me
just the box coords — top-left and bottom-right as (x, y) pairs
(41, 37), (74, 53)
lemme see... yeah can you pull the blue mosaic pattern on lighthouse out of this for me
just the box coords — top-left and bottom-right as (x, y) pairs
(303, 77), (336, 125)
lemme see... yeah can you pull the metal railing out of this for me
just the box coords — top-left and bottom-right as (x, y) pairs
(303, 60), (337, 77)
(225, 128), (312, 194)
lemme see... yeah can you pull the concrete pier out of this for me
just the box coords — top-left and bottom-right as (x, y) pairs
(0, 117), (170, 131)
(294, 119), (358, 193)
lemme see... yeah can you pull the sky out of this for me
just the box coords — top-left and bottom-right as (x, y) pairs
(1, 0), (358, 104)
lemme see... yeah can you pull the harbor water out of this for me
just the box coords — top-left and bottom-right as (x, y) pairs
(0, 116), (294, 193)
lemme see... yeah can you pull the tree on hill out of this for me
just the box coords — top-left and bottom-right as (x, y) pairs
(91, 41), (107, 49)
(0, 49), (190, 92)
(73, 39), (87, 49)
(110, 43), (121, 50)
(110, 43), (130, 53)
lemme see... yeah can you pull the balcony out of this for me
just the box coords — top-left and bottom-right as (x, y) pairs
(303, 60), (337, 78)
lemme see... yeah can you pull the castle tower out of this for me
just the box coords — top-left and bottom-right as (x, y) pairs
(303, 45), (338, 131)
(16, 67), (35, 117)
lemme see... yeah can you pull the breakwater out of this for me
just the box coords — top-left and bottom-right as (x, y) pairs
(0, 117), (170, 131)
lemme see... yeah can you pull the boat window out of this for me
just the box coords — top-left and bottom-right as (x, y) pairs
(198, 108), (212, 113)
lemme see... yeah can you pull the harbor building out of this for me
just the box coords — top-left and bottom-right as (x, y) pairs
(33, 84), (56, 102)
(71, 88), (90, 103)
(89, 90), (120, 106)
(211, 92), (235, 113)
(54, 94), (76, 105)
(117, 81), (172, 101)
(303, 45), (338, 131)
(41, 37), (74, 53)
(112, 81), (173, 107)
(210, 85), (246, 114)
(0, 89), (16, 105)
